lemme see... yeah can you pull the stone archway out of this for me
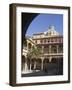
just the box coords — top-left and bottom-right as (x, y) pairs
(51, 58), (58, 70)
(58, 45), (63, 53)
(51, 58), (57, 63)
(51, 45), (57, 53)
(22, 55), (25, 71)
(22, 55), (30, 72)
(28, 43), (32, 49)
(58, 57), (63, 74)
(28, 58), (37, 71)
(43, 58), (49, 72)
(36, 58), (42, 70)
(50, 58), (63, 75)
(44, 46), (49, 54)
(26, 58), (30, 70)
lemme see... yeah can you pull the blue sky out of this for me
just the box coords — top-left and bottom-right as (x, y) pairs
(26, 13), (63, 36)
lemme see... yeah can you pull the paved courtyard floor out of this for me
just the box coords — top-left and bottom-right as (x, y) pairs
(21, 69), (62, 77)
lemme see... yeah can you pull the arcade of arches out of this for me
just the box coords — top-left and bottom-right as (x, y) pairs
(22, 55), (63, 73)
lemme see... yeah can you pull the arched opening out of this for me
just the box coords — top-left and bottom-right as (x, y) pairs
(28, 43), (32, 49)
(43, 58), (49, 72)
(22, 13), (39, 46)
(26, 58), (30, 70)
(51, 58), (57, 63)
(50, 58), (63, 75)
(58, 57), (63, 74)
(31, 58), (36, 70)
(51, 58), (58, 70)
(36, 58), (42, 70)
(51, 45), (57, 53)
(44, 46), (49, 54)
(58, 45), (63, 53)
(23, 40), (27, 50)
(22, 55), (25, 71)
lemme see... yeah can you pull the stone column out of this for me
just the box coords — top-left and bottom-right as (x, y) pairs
(57, 45), (59, 53)
(34, 61), (36, 70)
(49, 57), (52, 62)
(49, 45), (51, 54)
(30, 59), (31, 71)
(41, 59), (43, 70)
(27, 41), (28, 51)
(42, 46), (44, 54)
(24, 60), (28, 71)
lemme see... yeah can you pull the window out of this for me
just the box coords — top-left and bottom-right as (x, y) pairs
(44, 46), (49, 53)
(44, 39), (46, 43)
(58, 45), (63, 53)
(35, 40), (37, 44)
(51, 39), (53, 42)
(59, 38), (61, 43)
(55, 38), (57, 42)
(53, 38), (55, 42)
(51, 45), (57, 53)
(28, 43), (32, 49)
(61, 38), (63, 43)
(40, 40), (43, 43)
(47, 39), (50, 43)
